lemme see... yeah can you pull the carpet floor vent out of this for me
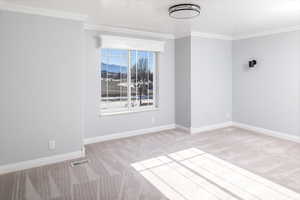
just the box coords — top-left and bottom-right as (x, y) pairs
(71, 159), (89, 167)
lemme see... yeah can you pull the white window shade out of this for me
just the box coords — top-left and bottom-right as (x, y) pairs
(100, 35), (165, 52)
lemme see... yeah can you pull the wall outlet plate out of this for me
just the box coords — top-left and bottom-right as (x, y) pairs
(226, 113), (231, 119)
(151, 117), (155, 124)
(49, 140), (56, 150)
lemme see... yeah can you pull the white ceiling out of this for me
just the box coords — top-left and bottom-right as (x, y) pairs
(3, 0), (300, 38)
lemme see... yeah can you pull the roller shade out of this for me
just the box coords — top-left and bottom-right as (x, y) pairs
(100, 35), (165, 52)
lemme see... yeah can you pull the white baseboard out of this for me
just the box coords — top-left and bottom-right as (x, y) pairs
(84, 124), (176, 145)
(0, 150), (85, 175)
(232, 122), (300, 144)
(175, 124), (191, 133)
(190, 121), (233, 134)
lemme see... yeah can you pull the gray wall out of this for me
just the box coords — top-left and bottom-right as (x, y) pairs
(175, 37), (191, 128)
(174, 36), (232, 129)
(191, 37), (232, 128)
(2, 9), (299, 167)
(232, 31), (300, 136)
(84, 31), (175, 139)
(0, 11), (84, 165)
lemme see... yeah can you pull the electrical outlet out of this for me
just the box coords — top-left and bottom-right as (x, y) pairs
(226, 113), (231, 119)
(49, 140), (56, 150)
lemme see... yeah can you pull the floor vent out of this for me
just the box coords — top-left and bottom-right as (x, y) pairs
(71, 159), (89, 167)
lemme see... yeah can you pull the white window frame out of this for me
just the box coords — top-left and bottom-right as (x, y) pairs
(100, 48), (158, 116)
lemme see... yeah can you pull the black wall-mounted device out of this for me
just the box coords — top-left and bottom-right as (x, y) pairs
(249, 60), (257, 68)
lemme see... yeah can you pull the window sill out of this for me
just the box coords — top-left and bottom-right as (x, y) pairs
(100, 107), (159, 117)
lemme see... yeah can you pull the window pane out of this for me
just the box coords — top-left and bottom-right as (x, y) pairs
(120, 65), (128, 104)
(101, 59), (108, 101)
(101, 48), (110, 57)
(136, 51), (148, 107)
(148, 52), (155, 106)
(101, 49), (129, 112)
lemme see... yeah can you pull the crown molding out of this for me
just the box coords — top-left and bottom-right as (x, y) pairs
(233, 25), (300, 40)
(0, 2), (88, 21)
(190, 31), (233, 40)
(190, 25), (300, 40)
(84, 24), (175, 40)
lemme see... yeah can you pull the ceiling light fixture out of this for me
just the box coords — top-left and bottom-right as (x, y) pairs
(169, 4), (201, 19)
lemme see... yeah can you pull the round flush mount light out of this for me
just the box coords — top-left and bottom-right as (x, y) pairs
(169, 4), (201, 19)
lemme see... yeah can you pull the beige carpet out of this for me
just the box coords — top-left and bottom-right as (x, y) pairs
(1, 127), (300, 200)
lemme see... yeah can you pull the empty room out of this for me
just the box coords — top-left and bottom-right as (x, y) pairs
(1, 0), (300, 199)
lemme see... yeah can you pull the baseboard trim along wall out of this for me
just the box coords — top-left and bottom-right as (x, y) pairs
(232, 122), (300, 144)
(177, 121), (300, 144)
(175, 125), (191, 133)
(0, 150), (85, 175)
(84, 124), (176, 145)
(175, 122), (233, 134)
(190, 121), (233, 134)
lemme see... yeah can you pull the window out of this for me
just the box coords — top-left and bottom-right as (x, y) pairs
(101, 48), (157, 115)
